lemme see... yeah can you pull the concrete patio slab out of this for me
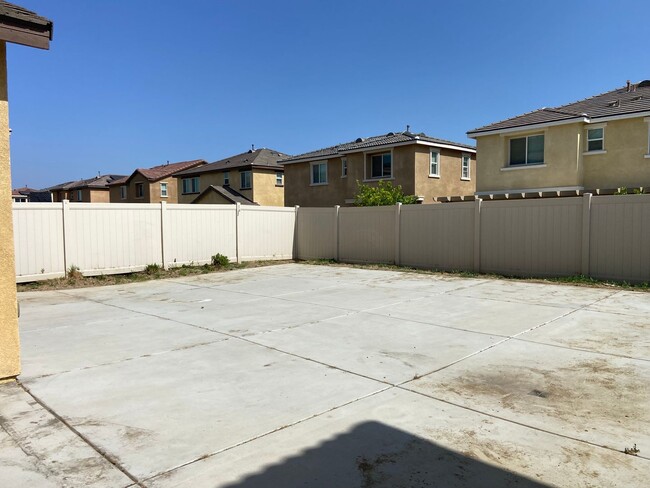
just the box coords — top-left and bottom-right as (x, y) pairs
(406, 339), (650, 451)
(0, 382), (132, 487)
(147, 388), (648, 488)
(518, 308), (650, 360)
(9, 263), (650, 487)
(23, 338), (386, 480)
(253, 312), (504, 384)
(369, 293), (572, 336)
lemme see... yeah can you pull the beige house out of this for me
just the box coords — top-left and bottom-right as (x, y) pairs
(174, 148), (288, 206)
(0, 2), (53, 380)
(280, 131), (476, 207)
(468, 80), (650, 197)
(48, 174), (125, 203)
(109, 159), (206, 203)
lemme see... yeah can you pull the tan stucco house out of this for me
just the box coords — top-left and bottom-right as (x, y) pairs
(280, 130), (476, 207)
(0, 1), (52, 380)
(109, 159), (206, 203)
(468, 80), (650, 197)
(174, 148), (288, 206)
(48, 174), (126, 203)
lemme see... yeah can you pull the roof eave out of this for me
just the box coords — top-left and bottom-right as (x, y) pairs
(467, 116), (589, 138)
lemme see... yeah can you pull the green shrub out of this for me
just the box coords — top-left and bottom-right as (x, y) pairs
(354, 180), (418, 206)
(144, 263), (161, 275)
(67, 264), (82, 280)
(211, 253), (230, 267)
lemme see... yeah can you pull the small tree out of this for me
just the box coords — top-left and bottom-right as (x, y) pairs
(354, 180), (418, 206)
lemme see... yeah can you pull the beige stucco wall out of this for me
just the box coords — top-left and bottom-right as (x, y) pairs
(111, 174), (181, 203)
(252, 168), (284, 206)
(284, 144), (475, 207)
(0, 42), (20, 379)
(193, 189), (233, 205)
(475, 123), (583, 193)
(582, 117), (650, 189)
(177, 168), (283, 205)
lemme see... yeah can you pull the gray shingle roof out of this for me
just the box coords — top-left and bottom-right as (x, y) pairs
(175, 148), (289, 176)
(193, 185), (257, 205)
(280, 131), (475, 164)
(46, 175), (126, 191)
(469, 80), (650, 135)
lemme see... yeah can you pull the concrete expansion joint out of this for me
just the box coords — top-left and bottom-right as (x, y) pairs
(399, 385), (650, 463)
(139, 386), (393, 484)
(16, 380), (145, 487)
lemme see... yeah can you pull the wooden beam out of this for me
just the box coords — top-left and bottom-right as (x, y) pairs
(0, 25), (50, 49)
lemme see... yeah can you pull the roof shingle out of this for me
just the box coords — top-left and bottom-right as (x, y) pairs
(175, 149), (289, 176)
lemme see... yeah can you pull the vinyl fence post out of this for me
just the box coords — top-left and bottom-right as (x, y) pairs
(334, 205), (340, 261)
(235, 202), (241, 264)
(395, 202), (402, 266)
(160, 201), (168, 269)
(293, 205), (300, 260)
(62, 200), (70, 276)
(474, 198), (482, 273)
(581, 193), (592, 276)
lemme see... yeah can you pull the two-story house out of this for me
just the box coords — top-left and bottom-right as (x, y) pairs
(48, 175), (126, 203)
(279, 130), (476, 207)
(109, 159), (206, 203)
(468, 80), (650, 197)
(174, 148), (289, 206)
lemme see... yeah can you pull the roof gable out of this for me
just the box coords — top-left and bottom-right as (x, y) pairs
(112, 159), (207, 185)
(175, 149), (289, 176)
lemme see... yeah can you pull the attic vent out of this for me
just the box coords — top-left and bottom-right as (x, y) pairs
(355, 137), (365, 143)
(632, 95), (643, 101)
(386, 132), (395, 136)
(638, 80), (650, 88)
(607, 100), (619, 107)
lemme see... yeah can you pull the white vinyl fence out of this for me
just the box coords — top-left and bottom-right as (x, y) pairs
(13, 194), (650, 283)
(13, 202), (296, 282)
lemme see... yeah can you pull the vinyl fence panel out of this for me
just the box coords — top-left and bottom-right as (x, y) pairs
(589, 194), (650, 282)
(338, 206), (396, 264)
(13, 203), (65, 282)
(400, 202), (475, 271)
(237, 206), (296, 261)
(295, 207), (338, 260)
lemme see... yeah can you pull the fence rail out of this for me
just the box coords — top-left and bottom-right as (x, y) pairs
(13, 194), (650, 283)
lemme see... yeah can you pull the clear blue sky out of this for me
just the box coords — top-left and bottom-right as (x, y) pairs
(8, 0), (649, 189)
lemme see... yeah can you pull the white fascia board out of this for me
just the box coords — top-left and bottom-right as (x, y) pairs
(339, 140), (475, 154)
(475, 185), (583, 196)
(467, 117), (589, 138)
(589, 111), (650, 123)
(280, 154), (338, 165)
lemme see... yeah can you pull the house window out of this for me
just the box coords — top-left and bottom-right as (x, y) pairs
(586, 128), (604, 152)
(368, 152), (392, 179)
(76, 190), (82, 202)
(275, 172), (284, 186)
(509, 134), (544, 166)
(160, 182), (168, 198)
(341, 158), (348, 177)
(120, 186), (127, 200)
(182, 177), (200, 194)
(311, 161), (328, 185)
(461, 154), (471, 180)
(430, 149), (440, 177)
(240, 170), (252, 190)
(135, 182), (144, 198)
(223, 171), (230, 186)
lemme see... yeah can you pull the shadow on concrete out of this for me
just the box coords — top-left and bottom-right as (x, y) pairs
(221, 421), (550, 487)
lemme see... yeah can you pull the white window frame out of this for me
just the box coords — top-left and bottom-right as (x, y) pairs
(223, 171), (230, 186)
(135, 182), (144, 198)
(160, 182), (168, 198)
(584, 124), (606, 154)
(240, 170), (252, 190)
(429, 148), (440, 177)
(310, 161), (328, 185)
(182, 177), (200, 194)
(119, 185), (127, 200)
(275, 171), (284, 186)
(76, 190), (82, 202)
(341, 158), (348, 178)
(508, 134), (545, 166)
(461, 153), (471, 180)
(366, 151), (392, 180)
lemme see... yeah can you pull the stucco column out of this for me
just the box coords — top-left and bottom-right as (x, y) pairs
(0, 41), (20, 380)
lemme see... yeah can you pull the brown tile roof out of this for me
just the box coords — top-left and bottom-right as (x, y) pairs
(469, 80), (650, 135)
(193, 185), (258, 205)
(109, 159), (207, 185)
(175, 149), (289, 176)
(280, 131), (475, 164)
(47, 175), (126, 191)
(0, 1), (51, 27)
